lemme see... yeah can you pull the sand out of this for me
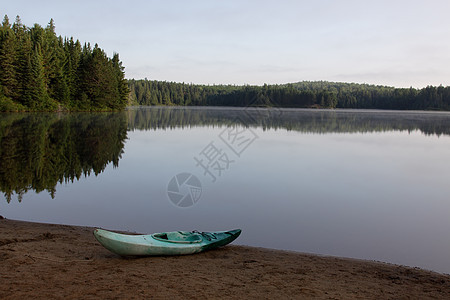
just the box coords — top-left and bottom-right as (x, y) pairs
(1, 217), (449, 299)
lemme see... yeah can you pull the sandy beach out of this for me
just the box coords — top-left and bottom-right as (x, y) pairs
(1, 217), (449, 299)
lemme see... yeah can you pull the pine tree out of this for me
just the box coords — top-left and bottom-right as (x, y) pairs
(19, 39), (34, 107)
(111, 53), (129, 109)
(63, 37), (82, 105)
(43, 19), (65, 101)
(30, 44), (50, 108)
(0, 15), (18, 99)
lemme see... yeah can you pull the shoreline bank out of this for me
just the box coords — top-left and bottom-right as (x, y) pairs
(1, 218), (449, 299)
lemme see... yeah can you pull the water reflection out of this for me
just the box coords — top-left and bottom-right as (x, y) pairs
(0, 112), (127, 202)
(2, 107), (450, 203)
(127, 106), (450, 136)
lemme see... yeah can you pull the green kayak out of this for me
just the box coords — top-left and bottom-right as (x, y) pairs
(93, 228), (241, 256)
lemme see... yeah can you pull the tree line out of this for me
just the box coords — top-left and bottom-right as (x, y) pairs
(128, 79), (450, 111)
(0, 15), (129, 111)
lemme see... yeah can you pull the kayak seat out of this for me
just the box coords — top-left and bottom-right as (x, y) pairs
(152, 231), (203, 243)
(158, 233), (168, 240)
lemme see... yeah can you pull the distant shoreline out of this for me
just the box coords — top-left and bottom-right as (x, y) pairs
(4, 104), (450, 113)
(128, 79), (450, 111)
(124, 104), (449, 112)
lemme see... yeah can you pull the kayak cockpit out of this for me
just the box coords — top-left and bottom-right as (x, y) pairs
(151, 231), (203, 244)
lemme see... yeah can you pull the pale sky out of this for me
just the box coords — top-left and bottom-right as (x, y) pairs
(3, 0), (450, 87)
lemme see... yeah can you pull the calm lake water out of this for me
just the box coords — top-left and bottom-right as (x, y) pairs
(1, 107), (450, 274)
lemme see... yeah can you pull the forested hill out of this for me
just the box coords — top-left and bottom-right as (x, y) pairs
(128, 79), (450, 111)
(0, 15), (128, 112)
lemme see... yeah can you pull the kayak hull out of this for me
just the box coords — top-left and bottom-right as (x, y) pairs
(93, 228), (241, 256)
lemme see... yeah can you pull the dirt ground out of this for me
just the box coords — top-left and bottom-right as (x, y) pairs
(1, 218), (449, 299)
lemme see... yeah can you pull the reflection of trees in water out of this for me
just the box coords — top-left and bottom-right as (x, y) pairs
(2, 107), (449, 203)
(127, 107), (450, 136)
(0, 112), (127, 203)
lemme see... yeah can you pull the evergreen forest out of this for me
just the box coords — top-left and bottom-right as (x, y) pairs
(0, 15), (128, 111)
(128, 79), (450, 111)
